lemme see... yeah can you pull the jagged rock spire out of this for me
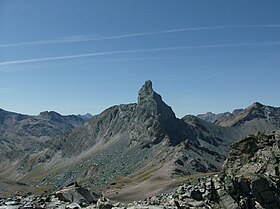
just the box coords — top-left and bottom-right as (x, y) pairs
(129, 80), (197, 147)
(138, 80), (154, 103)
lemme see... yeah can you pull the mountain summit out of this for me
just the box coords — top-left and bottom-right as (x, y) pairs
(129, 80), (196, 147)
(215, 102), (280, 129)
(137, 80), (155, 103)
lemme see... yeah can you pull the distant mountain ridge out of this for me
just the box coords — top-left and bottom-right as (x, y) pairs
(0, 109), (87, 140)
(196, 111), (232, 123)
(77, 113), (93, 121)
(0, 81), (279, 198)
(197, 102), (280, 129)
(215, 102), (280, 127)
(197, 108), (244, 123)
(0, 109), (88, 165)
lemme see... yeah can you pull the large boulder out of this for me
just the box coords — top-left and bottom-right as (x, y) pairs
(55, 182), (100, 206)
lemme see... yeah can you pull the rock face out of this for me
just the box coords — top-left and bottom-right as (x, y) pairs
(221, 131), (280, 208)
(224, 131), (280, 177)
(129, 80), (196, 147)
(182, 115), (233, 147)
(57, 104), (137, 157)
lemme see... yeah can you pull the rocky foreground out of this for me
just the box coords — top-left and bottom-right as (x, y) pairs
(1, 131), (280, 209)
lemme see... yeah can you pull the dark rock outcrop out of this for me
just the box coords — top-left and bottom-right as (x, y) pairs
(220, 131), (280, 208)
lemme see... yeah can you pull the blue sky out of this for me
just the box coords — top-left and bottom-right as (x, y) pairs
(0, 0), (280, 117)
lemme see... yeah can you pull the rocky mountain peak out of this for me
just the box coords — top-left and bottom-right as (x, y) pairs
(232, 108), (243, 115)
(247, 102), (263, 111)
(197, 111), (232, 123)
(129, 80), (196, 147)
(137, 80), (164, 105)
(138, 80), (154, 101)
(39, 111), (61, 119)
(214, 102), (280, 127)
(78, 113), (93, 121)
(136, 80), (174, 117)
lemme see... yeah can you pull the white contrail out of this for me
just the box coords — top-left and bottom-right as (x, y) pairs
(1, 41), (280, 66)
(1, 24), (280, 48)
